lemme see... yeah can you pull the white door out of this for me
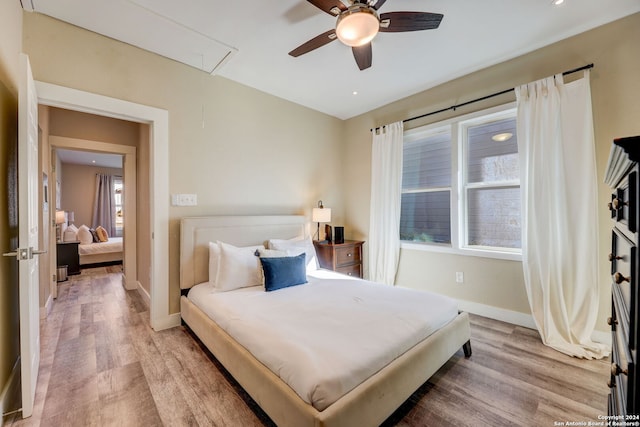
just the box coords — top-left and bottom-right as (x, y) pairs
(7, 53), (42, 418)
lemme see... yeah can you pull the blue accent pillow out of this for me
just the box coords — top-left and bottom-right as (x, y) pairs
(260, 253), (307, 292)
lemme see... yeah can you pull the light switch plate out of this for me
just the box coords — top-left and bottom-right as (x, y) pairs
(171, 194), (198, 206)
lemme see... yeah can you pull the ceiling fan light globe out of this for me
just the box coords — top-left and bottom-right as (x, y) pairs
(336, 8), (379, 47)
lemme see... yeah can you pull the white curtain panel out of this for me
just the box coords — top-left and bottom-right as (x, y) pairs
(516, 71), (609, 359)
(369, 121), (403, 285)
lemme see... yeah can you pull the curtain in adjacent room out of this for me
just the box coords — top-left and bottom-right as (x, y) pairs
(516, 70), (609, 359)
(369, 121), (403, 285)
(92, 173), (116, 236)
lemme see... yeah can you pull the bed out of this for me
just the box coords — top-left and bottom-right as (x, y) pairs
(180, 215), (471, 427)
(78, 236), (123, 266)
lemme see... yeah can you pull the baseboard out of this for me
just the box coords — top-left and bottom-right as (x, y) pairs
(121, 273), (137, 291)
(457, 300), (537, 329)
(457, 299), (612, 347)
(136, 281), (150, 308)
(39, 293), (53, 319)
(135, 285), (180, 331)
(0, 357), (21, 423)
(152, 312), (181, 331)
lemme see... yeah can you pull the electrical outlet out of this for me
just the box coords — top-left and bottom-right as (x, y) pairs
(456, 272), (464, 283)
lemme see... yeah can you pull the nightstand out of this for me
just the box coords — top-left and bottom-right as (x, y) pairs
(56, 241), (81, 276)
(313, 240), (364, 278)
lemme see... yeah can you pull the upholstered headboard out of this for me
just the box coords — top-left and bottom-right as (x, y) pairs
(180, 215), (308, 290)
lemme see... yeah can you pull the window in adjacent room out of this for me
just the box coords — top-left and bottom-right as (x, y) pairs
(400, 103), (520, 260)
(114, 177), (123, 237)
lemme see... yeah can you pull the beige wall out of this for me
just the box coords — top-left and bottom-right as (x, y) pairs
(49, 107), (140, 147)
(60, 164), (123, 228)
(344, 13), (640, 333)
(0, 0), (22, 413)
(23, 12), (345, 314)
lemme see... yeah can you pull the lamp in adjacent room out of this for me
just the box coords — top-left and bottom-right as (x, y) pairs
(55, 210), (66, 242)
(312, 200), (331, 242)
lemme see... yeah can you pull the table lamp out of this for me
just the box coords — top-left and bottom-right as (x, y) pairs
(312, 200), (331, 242)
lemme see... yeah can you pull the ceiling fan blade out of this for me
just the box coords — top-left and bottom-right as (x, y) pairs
(379, 12), (444, 32)
(306, 0), (347, 16)
(352, 43), (372, 71)
(289, 30), (338, 57)
(369, 0), (388, 10)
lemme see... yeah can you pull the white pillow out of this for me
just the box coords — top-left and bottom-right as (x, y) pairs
(208, 242), (221, 286)
(77, 225), (93, 245)
(268, 236), (318, 272)
(214, 241), (265, 292)
(256, 248), (287, 258)
(63, 224), (79, 242)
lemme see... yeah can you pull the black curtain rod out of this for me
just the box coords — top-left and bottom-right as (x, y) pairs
(371, 63), (594, 132)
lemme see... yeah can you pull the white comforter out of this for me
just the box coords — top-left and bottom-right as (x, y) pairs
(78, 237), (123, 255)
(187, 269), (458, 411)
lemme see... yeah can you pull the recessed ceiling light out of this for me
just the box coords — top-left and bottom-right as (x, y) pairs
(553, 0), (564, 5)
(92, 160), (96, 163)
(352, 91), (358, 95)
(492, 132), (513, 142)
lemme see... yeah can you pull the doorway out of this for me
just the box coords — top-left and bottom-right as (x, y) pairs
(50, 136), (137, 292)
(35, 81), (175, 331)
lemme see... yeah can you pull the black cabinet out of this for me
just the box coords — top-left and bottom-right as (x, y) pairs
(605, 136), (640, 416)
(56, 241), (80, 276)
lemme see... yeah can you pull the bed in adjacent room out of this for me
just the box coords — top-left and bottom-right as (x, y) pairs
(78, 236), (123, 266)
(180, 215), (471, 427)
(66, 224), (124, 266)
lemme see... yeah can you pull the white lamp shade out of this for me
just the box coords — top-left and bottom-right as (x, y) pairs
(312, 207), (332, 223)
(55, 210), (66, 224)
(68, 211), (75, 223)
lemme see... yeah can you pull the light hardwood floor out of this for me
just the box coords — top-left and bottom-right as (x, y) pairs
(3, 267), (610, 427)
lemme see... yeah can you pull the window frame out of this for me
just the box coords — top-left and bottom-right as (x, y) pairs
(400, 102), (522, 261)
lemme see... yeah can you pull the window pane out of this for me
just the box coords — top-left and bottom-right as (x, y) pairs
(467, 187), (521, 248)
(402, 131), (451, 190)
(400, 191), (451, 243)
(467, 117), (518, 183)
(114, 178), (124, 237)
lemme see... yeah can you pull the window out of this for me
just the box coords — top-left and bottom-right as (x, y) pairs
(462, 113), (520, 250)
(400, 104), (520, 259)
(400, 127), (451, 244)
(114, 177), (123, 237)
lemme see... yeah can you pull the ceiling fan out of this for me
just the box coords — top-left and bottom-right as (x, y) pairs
(288, 0), (443, 70)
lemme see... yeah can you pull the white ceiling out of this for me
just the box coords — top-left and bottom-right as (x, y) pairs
(25, 0), (640, 120)
(57, 149), (123, 169)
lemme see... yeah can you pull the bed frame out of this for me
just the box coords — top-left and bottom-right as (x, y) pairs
(79, 238), (124, 266)
(180, 215), (471, 427)
(79, 252), (123, 266)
